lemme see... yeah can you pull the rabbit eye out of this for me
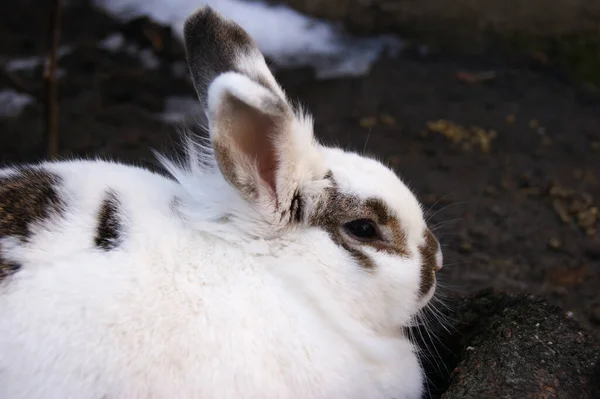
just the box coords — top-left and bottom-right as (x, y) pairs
(343, 219), (380, 241)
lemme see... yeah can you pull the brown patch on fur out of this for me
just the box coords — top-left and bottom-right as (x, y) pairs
(418, 229), (439, 297)
(308, 173), (408, 269)
(290, 190), (304, 223)
(0, 240), (21, 282)
(0, 168), (65, 282)
(0, 258), (20, 282)
(95, 190), (122, 251)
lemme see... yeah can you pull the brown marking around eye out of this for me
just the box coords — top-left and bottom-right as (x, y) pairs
(363, 198), (408, 257)
(0, 168), (65, 283)
(418, 229), (439, 297)
(307, 172), (408, 269)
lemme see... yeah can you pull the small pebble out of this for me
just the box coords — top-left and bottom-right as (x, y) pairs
(547, 237), (562, 250)
(583, 241), (600, 260)
(589, 306), (600, 325)
(379, 113), (396, 126)
(359, 117), (377, 128)
(459, 241), (473, 253)
(484, 185), (498, 196)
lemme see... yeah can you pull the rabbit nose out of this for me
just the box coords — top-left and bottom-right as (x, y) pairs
(434, 249), (443, 272)
(432, 233), (443, 272)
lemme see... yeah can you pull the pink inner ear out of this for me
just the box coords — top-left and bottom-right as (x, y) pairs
(228, 95), (279, 195)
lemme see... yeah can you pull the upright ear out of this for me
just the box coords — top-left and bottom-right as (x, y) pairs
(183, 7), (325, 226)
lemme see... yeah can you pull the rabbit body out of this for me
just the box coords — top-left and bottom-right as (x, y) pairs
(0, 160), (422, 399)
(0, 6), (443, 399)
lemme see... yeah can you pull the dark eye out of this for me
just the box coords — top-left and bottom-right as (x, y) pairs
(343, 219), (380, 241)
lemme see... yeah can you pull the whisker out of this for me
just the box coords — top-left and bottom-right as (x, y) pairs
(430, 218), (464, 231)
(425, 201), (469, 224)
(362, 128), (373, 154)
(420, 314), (451, 380)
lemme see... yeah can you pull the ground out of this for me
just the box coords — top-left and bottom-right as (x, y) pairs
(1, 0), (599, 349)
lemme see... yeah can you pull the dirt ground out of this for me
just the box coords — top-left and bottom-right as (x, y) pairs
(1, 0), (599, 345)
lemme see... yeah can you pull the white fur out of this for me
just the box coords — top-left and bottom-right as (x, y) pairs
(0, 7), (439, 399)
(0, 154), (432, 399)
(208, 72), (281, 116)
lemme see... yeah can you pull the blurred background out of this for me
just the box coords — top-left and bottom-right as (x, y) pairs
(1, 0), (599, 342)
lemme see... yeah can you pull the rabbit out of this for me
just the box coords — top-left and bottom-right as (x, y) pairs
(0, 6), (443, 399)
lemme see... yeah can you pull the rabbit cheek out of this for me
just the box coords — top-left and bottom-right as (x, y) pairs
(94, 190), (124, 251)
(0, 168), (65, 283)
(417, 229), (440, 298)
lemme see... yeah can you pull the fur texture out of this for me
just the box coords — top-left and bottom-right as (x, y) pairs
(0, 6), (443, 399)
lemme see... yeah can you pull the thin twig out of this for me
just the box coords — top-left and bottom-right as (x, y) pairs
(43, 0), (62, 158)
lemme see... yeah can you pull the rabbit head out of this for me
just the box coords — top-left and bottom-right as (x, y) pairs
(169, 6), (443, 334)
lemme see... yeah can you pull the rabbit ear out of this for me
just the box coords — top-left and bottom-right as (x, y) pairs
(183, 7), (324, 225)
(183, 6), (287, 108)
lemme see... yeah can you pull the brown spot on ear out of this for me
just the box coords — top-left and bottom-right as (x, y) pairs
(418, 229), (439, 297)
(0, 168), (65, 283)
(95, 190), (123, 251)
(184, 6), (278, 106)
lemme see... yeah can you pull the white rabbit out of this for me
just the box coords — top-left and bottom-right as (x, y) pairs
(0, 6), (443, 399)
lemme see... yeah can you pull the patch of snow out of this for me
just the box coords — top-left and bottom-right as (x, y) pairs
(4, 46), (72, 72)
(93, 0), (404, 79)
(98, 33), (126, 51)
(138, 48), (160, 69)
(4, 56), (42, 72)
(98, 33), (160, 70)
(0, 89), (35, 118)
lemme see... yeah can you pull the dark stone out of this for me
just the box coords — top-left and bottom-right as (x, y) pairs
(412, 289), (600, 398)
(584, 240), (600, 261)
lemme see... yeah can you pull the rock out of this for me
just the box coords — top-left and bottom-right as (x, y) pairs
(411, 289), (600, 398)
(590, 306), (600, 325)
(584, 240), (600, 261)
